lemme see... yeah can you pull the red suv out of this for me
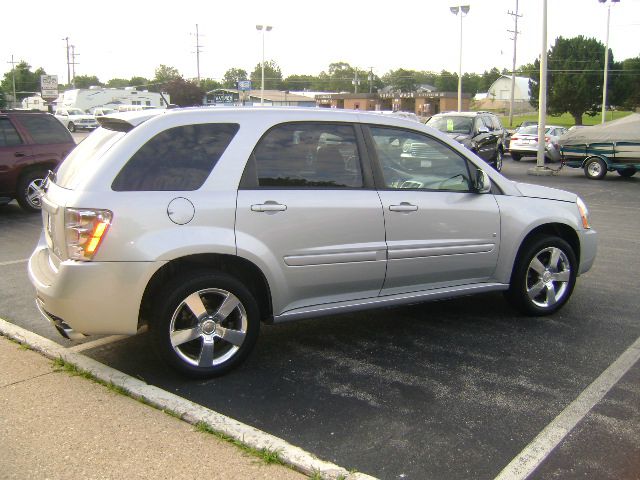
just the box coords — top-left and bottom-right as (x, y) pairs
(0, 111), (75, 212)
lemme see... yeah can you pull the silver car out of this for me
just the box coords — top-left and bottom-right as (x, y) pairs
(509, 125), (568, 162)
(29, 108), (597, 377)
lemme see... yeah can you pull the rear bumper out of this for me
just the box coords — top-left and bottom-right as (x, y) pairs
(28, 244), (163, 336)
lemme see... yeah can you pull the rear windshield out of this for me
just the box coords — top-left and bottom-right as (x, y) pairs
(519, 126), (552, 135)
(55, 128), (125, 188)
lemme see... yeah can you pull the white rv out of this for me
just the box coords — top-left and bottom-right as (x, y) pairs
(21, 94), (50, 111)
(57, 87), (169, 112)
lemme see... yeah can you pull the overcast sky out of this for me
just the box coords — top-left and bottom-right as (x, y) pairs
(2, 0), (639, 86)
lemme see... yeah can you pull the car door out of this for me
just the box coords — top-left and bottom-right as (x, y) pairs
(235, 122), (387, 316)
(0, 117), (33, 196)
(472, 116), (494, 161)
(365, 125), (501, 295)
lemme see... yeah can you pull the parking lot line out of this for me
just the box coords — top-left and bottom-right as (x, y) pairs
(494, 335), (640, 480)
(0, 259), (28, 267)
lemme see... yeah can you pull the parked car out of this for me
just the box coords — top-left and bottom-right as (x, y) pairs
(54, 108), (99, 132)
(374, 110), (422, 123)
(29, 107), (597, 378)
(0, 110), (75, 211)
(425, 111), (506, 171)
(559, 113), (640, 179)
(509, 125), (568, 162)
(90, 107), (118, 117)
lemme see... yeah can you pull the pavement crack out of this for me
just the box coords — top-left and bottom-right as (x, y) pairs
(1, 370), (56, 389)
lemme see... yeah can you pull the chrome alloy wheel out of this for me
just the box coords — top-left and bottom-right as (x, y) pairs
(25, 177), (44, 209)
(169, 288), (248, 368)
(587, 161), (603, 177)
(526, 246), (571, 308)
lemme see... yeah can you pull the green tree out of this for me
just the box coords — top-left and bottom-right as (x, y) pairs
(106, 78), (130, 88)
(154, 65), (182, 84)
(326, 62), (355, 92)
(435, 70), (458, 92)
(222, 68), (248, 89)
(382, 69), (418, 92)
(615, 56), (640, 109)
(200, 78), (222, 92)
(129, 76), (151, 88)
(529, 36), (610, 125)
(250, 61), (282, 90)
(282, 74), (316, 91)
(480, 67), (501, 91)
(1, 61), (46, 102)
(73, 75), (102, 89)
(0, 87), (5, 108)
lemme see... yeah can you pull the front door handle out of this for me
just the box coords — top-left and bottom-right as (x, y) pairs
(389, 202), (418, 212)
(14, 152), (27, 157)
(251, 202), (287, 212)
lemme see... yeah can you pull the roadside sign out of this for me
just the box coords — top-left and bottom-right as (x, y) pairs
(41, 75), (58, 99)
(238, 80), (251, 91)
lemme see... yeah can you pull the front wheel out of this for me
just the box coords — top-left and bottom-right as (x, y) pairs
(584, 157), (607, 180)
(150, 271), (260, 378)
(67, 122), (76, 132)
(16, 170), (47, 212)
(506, 236), (577, 316)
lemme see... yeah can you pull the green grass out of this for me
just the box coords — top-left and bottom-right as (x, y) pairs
(499, 110), (633, 129)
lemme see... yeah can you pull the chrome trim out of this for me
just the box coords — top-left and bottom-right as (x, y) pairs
(35, 298), (86, 340)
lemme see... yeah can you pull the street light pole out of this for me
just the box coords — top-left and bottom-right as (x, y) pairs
(599, 0), (619, 124)
(450, 5), (470, 112)
(256, 25), (273, 106)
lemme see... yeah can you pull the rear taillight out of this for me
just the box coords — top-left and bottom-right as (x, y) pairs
(64, 208), (113, 261)
(511, 135), (519, 141)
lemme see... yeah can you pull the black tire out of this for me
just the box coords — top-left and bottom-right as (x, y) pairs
(67, 122), (76, 132)
(150, 271), (260, 378)
(583, 157), (607, 180)
(493, 148), (503, 171)
(510, 152), (521, 161)
(505, 235), (577, 316)
(617, 168), (636, 178)
(16, 169), (47, 212)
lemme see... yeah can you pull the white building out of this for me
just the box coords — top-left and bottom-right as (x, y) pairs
(487, 75), (531, 102)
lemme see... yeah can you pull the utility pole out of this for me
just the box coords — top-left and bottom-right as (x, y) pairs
(70, 45), (79, 86)
(352, 69), (360, 94)
(507, 0), (522, 127)
(192, 24), (203, 84)
(62, 37), (71, 86)
(7, 55), (17, 108)
(368, 67), (374, 94)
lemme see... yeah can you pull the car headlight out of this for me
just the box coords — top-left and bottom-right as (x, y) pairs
(576, 197), (591, 230)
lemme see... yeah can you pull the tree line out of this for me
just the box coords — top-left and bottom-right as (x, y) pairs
(1, 35), (638, 123)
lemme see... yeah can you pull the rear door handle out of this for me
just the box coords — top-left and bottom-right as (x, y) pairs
(389, 203), (418, 212)
(251, 202), (287, 212)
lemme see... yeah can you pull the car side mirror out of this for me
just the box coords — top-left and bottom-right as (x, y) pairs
(474, 169), (492, 194)
(476, 126), (489, 135)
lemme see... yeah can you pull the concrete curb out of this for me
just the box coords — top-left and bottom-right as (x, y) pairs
(0, 319), (377, 480)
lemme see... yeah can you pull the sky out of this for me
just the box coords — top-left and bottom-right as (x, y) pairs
(2, 0), (639, 87)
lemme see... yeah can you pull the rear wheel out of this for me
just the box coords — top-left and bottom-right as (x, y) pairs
(493, 148), (503, 171)
(16, 170), (47, 212)
(67, 122), (76, 132)
(617, 168), (636, 178)
(510, 152), (521, 161)
(506, 235), (577, 316)
(584, 157), (607, 180)
(150, 271), (260, 378)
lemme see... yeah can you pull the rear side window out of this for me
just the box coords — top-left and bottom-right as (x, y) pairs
(19, 114), (72, 144)
(112, 123), (239, 191)
(0, 118), (23, 147)
(490, 115), (503, 131)
(248, 122), (363, 188)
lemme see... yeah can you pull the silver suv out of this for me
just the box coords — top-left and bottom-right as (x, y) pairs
(29, 108), (597, 378)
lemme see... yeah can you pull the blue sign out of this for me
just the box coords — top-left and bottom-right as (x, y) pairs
(238, 80), (251, 91)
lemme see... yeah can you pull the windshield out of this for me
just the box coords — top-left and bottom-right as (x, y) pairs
(520, 126), (552, 135)
(427, 116), (473, 134)
(67, 108), (85, 116)
(55, 128), (125, 189)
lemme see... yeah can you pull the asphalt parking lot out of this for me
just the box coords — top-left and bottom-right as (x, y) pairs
(1, 153), (638, 480)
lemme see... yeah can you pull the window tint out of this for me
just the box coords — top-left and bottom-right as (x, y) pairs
(370, 127), (471, 192)
(251, 123), (363, 188)
(19, 114), (71, 144)
(490, 115), (503, 131)
(481, 116), (494, 131)
(112, 123), (239, 191)
(427, 116), (472, 135)
(0, 118), (23, 147)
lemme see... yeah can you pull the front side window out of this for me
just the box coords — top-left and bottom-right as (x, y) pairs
(19, 115), (72, 144)
(112, 123), (239, 191)
(427, 116), (473, 135)
(251, 123), (363, 188)
(0, 118), (23, 147)
(370, 127), (472, 192)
